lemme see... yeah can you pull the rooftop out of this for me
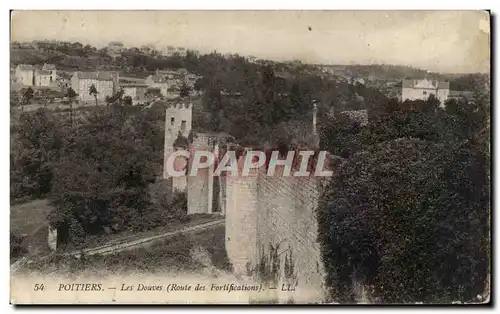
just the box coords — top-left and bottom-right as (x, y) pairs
(74, 71), (115, 81)
(148, 74), (168, 84)
(42, 64), (56, 70)
(17, 64), (34, 71)
(36, 70), (52, 76)
(120, 83), (149, 88)
(403, 79), (449, 90)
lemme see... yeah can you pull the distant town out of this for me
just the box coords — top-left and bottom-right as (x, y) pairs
(11, 39), (488, 115)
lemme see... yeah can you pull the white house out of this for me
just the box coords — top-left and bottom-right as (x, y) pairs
(42, 63), (57, 83)
(402, 79), (450, 107)
(71, 71), (116, 102)
(145, 74), (169, 97)
(121, 83), (148, 105)
(34, 70), (52, 87)
(15, 64), (35, 86)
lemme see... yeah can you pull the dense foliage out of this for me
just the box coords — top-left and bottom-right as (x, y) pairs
(10, 104), (183, 248)
(192, 58), (387, 147)
(10, 109), (64, 201)
(317, 92), (490, 303)
(10, 232), (26, 258)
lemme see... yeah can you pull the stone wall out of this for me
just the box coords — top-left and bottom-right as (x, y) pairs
(254, 175), (326, 303)
(187, 134), (213, 215)
(224, 159), (327, 303)
(224, 172), (259, 275)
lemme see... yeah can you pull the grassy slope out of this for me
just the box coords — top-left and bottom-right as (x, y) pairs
(10, 199), (53, 259)
(10, 199), (52, 236)
(23, 224), (231, 276)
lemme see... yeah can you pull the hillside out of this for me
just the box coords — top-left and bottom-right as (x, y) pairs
(316, 64), (489, 83)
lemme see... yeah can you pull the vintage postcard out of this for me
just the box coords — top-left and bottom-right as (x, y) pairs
(9, 10), (491, 304)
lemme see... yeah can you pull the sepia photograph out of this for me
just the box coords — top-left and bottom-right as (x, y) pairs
(8, 10), (491, 305)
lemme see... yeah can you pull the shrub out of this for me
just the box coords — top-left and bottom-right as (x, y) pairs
(317, 139), (489, 303)
(10, 232), (27, 258)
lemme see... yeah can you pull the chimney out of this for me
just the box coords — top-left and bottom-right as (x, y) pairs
(312, 101), (318, 136)
(312, 101), (320, 149)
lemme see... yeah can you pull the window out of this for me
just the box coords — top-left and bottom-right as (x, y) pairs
(181, 120), (187, 131)
(423, 91), (427, 95)
(171, 117), (175, 125)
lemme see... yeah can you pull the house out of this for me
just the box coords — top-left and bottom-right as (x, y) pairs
(42, 64), (57, 82)
(402, 79), (450, 107)
(71, 71), (117, 102)
(177, 47), (187, 57)
(70, 42), (84, 50)
(165, 46), (177, 57)
(15, 64), (35, 86)
(34, 70), (52, 87)
(140, 44), (155, 55)
(145, 74), (169, 97)
(387, 85), (403, 101)
(108, 41), (124, 58)
(121, 83), (149, 105)
(158, 69), (190, 90)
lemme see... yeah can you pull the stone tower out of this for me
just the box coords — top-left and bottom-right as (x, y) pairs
(163, 101), (193, 192)
(186, 132), (232, 216)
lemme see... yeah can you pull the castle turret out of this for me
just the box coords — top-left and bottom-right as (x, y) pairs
(163, 102), (193, 192)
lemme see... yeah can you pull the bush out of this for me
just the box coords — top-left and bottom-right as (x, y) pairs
(10, 232), (27, 258)
(317, 139), (489, 303)
(140, 191), (188, 231)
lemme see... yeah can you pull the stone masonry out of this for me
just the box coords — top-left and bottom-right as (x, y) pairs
(224, 156), (327, 303)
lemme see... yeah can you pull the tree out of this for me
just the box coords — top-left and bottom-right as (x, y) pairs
(106, 89), (125, 106)
(193, 77), (207, 92)
(123, 96), (133, 107)
(20, 87), (34, 112)
(319, 114), (363, 158)
(11, 108), (65, 200)
(318, 140), (488, 303)
(49, 108), (157, 246)
(317, 94), (490, 303)
(10, 232), (26, 258)
(362, 97), (446, 145)
(180, 81), (191, 98)
(89, 84), (98, 106)
(65, 87), (78, 126)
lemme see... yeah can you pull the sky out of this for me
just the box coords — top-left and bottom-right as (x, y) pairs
(10, 10), (490, 73)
